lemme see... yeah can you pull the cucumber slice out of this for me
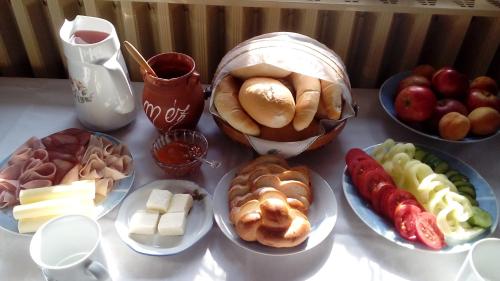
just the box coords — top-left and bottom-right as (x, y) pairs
(455, 181), (474, 189)
(414, 149), (427, 161)
(450, 174), (468, 183)
(468, 207), (492, 228)
(435, 162), (449, 174)
(453, 181), (472, 188)
(458, 185), (476, 198)
(446, 170), (460, 179)
(462, 194), (478, 206)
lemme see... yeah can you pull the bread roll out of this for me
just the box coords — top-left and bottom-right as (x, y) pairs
(320, 80), (343, 120)
(214, 76), (260, 136)
(291, 73), (321, 131)
(239, 78), (295, 128)
(231, 63), (291, 80)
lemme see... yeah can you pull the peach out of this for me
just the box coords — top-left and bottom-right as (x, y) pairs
(438, 112), (470, 141)
(468, 107), (500, 136)
(470, 76), (498, 95)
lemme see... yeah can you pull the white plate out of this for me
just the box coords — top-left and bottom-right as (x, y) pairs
(115, 180), (213, 256)
(342, 143), (498, 253)
(213, 168), (337, 256)
(0, 132), (135, 236)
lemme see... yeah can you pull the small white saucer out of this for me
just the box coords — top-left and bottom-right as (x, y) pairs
(115, 180), (213, 256)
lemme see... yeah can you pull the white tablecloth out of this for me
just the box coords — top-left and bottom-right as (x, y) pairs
(0, 77), (498, 281)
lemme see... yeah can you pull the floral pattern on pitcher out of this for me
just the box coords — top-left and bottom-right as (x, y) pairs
(70, 78), (93, 103)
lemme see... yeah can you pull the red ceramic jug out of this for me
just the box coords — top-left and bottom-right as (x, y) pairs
(142, 53), (204, 132)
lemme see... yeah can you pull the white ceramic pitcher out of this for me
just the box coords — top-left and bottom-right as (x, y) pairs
(60, 15), (136, 131)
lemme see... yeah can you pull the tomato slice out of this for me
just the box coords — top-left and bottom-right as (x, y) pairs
(415, 212), (445, 250)
(380, 187), (397, 217)
(347, 155), (377, 175)
(345, 148), (370, 166)
(398, 199), (424, 212)
(394, 203), (422, 241)
(371, 182), (397, 214)
(357, 168), (394, 201)
(383, 189), (416, 220)
(348, 160), (381, 187)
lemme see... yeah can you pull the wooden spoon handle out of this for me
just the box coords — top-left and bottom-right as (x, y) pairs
(122, 41), (157, 77)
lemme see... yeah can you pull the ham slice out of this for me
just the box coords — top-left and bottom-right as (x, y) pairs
(79, 154), (106, 180)
(18, 161), (56, 186)
(96, 178), (114, 197)
(21, 179), (53, 189)
(0, 191), (16, 208)
(42, 128), (91, 163)
(78, 135), (133, 193)
(0, 179), (19, 194)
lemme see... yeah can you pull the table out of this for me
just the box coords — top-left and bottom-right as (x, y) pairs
(0, 77), (498, 281)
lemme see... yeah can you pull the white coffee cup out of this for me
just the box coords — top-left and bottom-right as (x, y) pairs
(455, 238), (500, 281)
(30, 215), (110, 281)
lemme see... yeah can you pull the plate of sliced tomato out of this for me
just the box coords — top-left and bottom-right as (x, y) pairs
(342, 144), (498, 253)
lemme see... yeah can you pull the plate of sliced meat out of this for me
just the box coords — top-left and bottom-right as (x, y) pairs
(0, 128), (135, 235)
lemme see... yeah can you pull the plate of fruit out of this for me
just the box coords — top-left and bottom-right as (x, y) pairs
(379, 65), (500, 142)
(342, 139), (497, 253)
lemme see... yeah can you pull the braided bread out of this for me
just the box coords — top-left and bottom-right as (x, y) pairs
(228, 155), (313, 248)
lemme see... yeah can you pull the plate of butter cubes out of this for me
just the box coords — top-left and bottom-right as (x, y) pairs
(115, 180), (213, 255)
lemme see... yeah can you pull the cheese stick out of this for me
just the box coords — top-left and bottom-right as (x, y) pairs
(18, 210), (95, 234)
(19, 180), (95, 204)
(13, 197), (95, 220)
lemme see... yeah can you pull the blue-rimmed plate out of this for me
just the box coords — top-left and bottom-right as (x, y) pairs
(379, 72), (499, 143)
(342, 143), (498, 253)
(0, 132), (135, 235)
(114, 180), (213, 256)
(213, 168), (337, 256)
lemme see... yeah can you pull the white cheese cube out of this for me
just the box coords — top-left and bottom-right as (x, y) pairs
(158, 212), (186, 236)
(167, 194), (193, 213)
(146, 189), (173, 213)
(128, 210), (160, 235)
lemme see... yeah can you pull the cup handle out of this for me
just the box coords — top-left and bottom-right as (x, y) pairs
(86, 260), (111, 281)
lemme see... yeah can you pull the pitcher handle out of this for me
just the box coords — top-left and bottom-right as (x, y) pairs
(86, 260), (111, 281)
(103, 55), (135, 115)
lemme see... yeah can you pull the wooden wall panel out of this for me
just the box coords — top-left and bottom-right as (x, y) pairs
(349, 11), (394, 88)
(420, 15), (472, 68)
(1, 0), (499, 88)
(0, 0), (31, 77)
(188, 4), (209, 82)
(456, 17), (500, 78)
(155, 3), (174, 53)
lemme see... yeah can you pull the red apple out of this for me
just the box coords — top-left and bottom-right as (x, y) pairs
(428, 99), (468, 132)
(413, 64), (436, 81)
(470, 76), (498, 95)
(466, 89), (500, 111)
(432, 67), (469, 99)
(395, 86), (437, 122)
(397, 75), (431, 93)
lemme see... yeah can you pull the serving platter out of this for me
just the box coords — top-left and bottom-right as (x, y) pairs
(213, 167), (337, 256)
(0, 132), (135, 235)
(342, 143), (498, 253)
(379, 71), (499, 143)
(114, 180), (213, 256)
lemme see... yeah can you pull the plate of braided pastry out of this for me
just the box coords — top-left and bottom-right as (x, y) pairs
(213, 155), (338, 255)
